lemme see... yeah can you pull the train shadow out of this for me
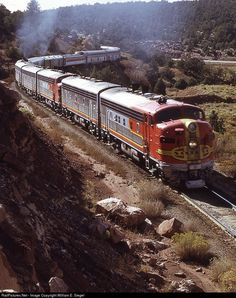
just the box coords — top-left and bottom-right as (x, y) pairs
(183, 187), (231, 208)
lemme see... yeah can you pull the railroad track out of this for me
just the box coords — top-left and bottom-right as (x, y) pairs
(181, 187), (236, 238)
(14, 83), (236, 239)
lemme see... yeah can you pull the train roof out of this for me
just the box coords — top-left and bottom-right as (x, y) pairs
(37, 69), (68, 80)
(15, 60), (28, 68)
(28, 55), (63, 63)
(62, 76), (119, 94)
(62, 76), (184, 116)
(79, 50), (108, 55)
(22, 64), (42, 74)
(101, 88), (183, 115)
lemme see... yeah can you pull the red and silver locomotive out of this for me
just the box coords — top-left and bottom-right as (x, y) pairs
(15, 59), (215, 188)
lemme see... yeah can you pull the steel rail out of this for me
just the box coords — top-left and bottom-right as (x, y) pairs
(204, 186), (236, 211)
(181, 188), (236, 239)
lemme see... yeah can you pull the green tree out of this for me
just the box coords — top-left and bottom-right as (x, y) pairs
(26, 0), (40, 16)
(6, 47), (21, 60)
(154, 79), (166, 95)
(175, 79), (188, 90)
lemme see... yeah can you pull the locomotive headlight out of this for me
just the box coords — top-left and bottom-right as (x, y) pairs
(189, 140), (198, 148)
(188, 122), (197, 132)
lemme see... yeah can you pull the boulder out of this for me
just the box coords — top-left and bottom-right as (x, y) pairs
(109, 225), (125, 244)
(49, 277), (69, 293)
(96, 198), (127, 215)
(111, 205), (146, 227)
(176, 279), (203, 293)
(174, 271), (186, 278)
(89, 218), (125, 243)
(0, 251), (21, 291)
(96, 198), (146, 227)
(139, 271), (165, 285)
(138, 218), (156, 234)
(157, 218), (183, 238)
(128, 239), (168, 253)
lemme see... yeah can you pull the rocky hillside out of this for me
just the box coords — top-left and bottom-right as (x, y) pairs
(0, 83), (147, 292)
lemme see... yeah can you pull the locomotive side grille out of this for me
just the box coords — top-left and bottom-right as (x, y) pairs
(38, 75), (54, 84)
(22, 70), (36, 78)
(101, 98), (144, 122)
(62, 83), (96, 101)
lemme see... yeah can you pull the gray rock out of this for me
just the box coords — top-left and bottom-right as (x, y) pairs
(128, 238), (168, 253)
(96, 198), (127, 215)
(89, 218), (124, 243)
(109, 225), (125, 244)
(96, 198), (146, 227)
(139, 218), (156, 233)
(19, 206), (31, 217)
(157, 217), (183, 238)
(112, 205), (146, 227)
(174, 271), (186, 278)
(49, 277), (69, 293)
(176, 279), (203, 293)
(139, 271), (165, 285)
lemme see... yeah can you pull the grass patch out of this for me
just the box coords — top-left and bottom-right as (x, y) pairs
(215, 133), (236, 178)
(172, 231), (210, 263)
(220, 269), (236, 292)
(210, 258), (236, 292)
(19, 106), (35, 121)
(139, 199), (164, 219)
(138, 181), (169, 218)
(82, 180), (97, 209)
(173, 84), (236, 100)
(138, 180), (170, 203)
(183, 219), (200, 232)
(199, 102), (236, 178)
(63, 128), (127, 177)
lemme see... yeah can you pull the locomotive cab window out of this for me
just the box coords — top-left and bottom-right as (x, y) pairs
(155, 107), (205, 123)
(156, 108), (181, 123)
(182, 107), (205, 120)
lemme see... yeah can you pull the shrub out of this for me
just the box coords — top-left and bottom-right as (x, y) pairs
(19, 106), (35, 121)
(214, 133), (236, 178)
(139, 199), (164, 218)
(0, 66), (9, 79)
(172, 231), (210, 262)
(138, 181), (168, 218)
(210, 257), (234, 283)
(6, 46), (21, 60)
(220, 269), (236, 292)
(188, 77), (198, 86)
(175, 79), (188, 90)
(154, 78), (166, 95)
(138, 180), (169, 203)
(160, 67), (175, 81)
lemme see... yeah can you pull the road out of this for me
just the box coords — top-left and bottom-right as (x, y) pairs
(173, 58), (236, 66)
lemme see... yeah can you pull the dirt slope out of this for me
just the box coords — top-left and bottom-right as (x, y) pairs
(0, 83), (147, 292)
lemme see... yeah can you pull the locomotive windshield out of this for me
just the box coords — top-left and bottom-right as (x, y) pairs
(155, 106), (204, 123)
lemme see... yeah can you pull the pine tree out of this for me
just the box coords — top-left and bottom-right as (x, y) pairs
(154, 79), (166, 95)
(26, 0), (40, 16)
